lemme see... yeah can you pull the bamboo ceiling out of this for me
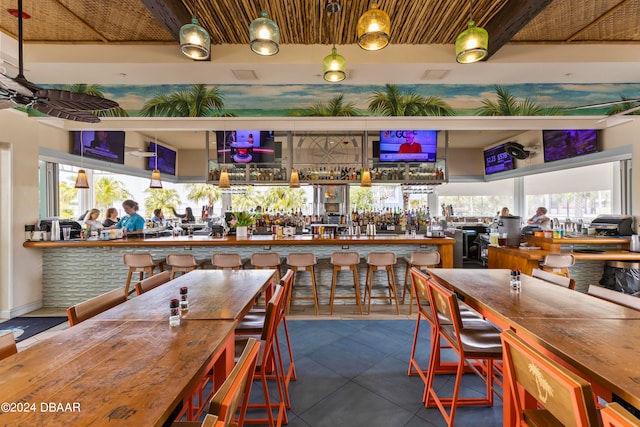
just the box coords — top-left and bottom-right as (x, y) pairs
(1, 0), (640, 51)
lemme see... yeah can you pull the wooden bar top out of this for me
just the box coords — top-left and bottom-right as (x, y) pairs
(0, 319), (235, 426)
(93, 270), (274, 321)
(23, 234), (455, 248)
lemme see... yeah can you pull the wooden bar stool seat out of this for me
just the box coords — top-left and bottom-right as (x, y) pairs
(166, 253), (207, 279)
(211, 253), (245, 270)
(329, 251), (362, 315)
(402, 251), (440, 314)
(540, 253), (575, 277)
(123, 252), (165, 296)
(0, 332), (17, 361)
(251, 252), (283, 284)
(364, 252), (399, 314)
(286, 252), (319, 315)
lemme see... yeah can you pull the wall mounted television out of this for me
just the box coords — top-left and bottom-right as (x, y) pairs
(71, 130), (125, 164)
(484, 143), (514, 175)
(147, 142), (177, 176)
(543, 129), (599, 162)
(378, 130), (438, 162)
(215, 130), (275, 164)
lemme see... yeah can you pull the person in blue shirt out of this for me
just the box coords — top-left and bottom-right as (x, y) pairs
(116, 199), (145, 236)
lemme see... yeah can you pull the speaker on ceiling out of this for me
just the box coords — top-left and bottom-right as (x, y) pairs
(504, 142), (530, 160)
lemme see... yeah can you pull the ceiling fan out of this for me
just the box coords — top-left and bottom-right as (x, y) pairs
(0, 0), (118, 123)
(125, 146), (156, 158)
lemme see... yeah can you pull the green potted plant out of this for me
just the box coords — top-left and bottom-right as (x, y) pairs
(230, 212), (255, 238)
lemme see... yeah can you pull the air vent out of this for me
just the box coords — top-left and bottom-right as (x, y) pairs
(232, 69), (259, 81)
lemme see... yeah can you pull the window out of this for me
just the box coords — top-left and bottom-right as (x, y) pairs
(523, 163), (614, 222)
(437, 180), (515, 217)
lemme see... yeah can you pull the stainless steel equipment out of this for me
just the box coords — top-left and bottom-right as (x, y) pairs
(497, 216), (521, 247)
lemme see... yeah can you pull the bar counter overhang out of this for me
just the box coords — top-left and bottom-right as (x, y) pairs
(24, 235), (454, 308)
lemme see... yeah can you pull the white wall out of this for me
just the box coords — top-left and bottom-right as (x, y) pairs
(0, 109), (43, 317)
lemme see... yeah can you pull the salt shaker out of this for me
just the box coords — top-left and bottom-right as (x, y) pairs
(180, 286), (189, 312)
(169, 299), (181, 327)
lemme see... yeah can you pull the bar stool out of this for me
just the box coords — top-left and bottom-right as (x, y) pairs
(329, 251), (363, 315)
(286, 253), (319, 315)
(123, 252), (165, 296)
(364, 252), (399, 314)
(211, 253), (244, 270)
(165, 253), (207, 279)
(402, 251), (440, 314)
(251, 252), (283, 284)
(540, 253), (575, 277)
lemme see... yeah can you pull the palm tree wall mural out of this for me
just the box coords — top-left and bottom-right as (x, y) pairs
(475, 85), (564, 116)
(367, 84), (454, 116)
(140, 84), (236, 117)
(288, 94), (361, 117)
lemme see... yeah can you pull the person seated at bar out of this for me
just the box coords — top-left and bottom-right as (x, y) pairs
(84, 209), (104, 233)
(102, 207), (119, 228)
(500, 207), (511, 216)
(151, 208), (165, 227)
(113, 199), (145, 236)
(527, 206), (550, 227)
(171, 207), (195, 223)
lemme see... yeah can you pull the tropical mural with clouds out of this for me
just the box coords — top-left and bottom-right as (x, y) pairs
(51, 82), (640, 118)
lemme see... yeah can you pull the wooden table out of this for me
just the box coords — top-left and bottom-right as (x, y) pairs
(426, 268), (640, 425)
(93, 269), (275, 321)
(426, 268), (640, 329)
(0, 319), (235, 426)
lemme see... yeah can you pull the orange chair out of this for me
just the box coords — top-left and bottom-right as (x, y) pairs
(174, 338), (260, 427)
(66, 287), (127, 326)
(364, 252), (399, 314)
(424, 277), (502, 426)
(237, 270), (296, 408)
(235, 286), (288, 427)
(123, 252), (165, 296)
(501, 329), (600, 426)
(407, 268), (483, 379)
(0, 332), (17, 360)
(601, 402), (640, 427)
(329, 251), (362, 315)
(135, 270), (171, 295)
(402, 251), (440, 314)
(165, 253), (207, 279)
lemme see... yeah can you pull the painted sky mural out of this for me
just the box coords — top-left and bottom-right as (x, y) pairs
(65, 82), (640, 117)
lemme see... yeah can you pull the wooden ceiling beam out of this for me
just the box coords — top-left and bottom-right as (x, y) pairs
(140, 0), (191, 41)
(483, 0), (554, 60)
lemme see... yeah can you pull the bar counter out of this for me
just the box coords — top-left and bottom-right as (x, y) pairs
(488, 235), (638, 292)
(24, 234), (454, 308)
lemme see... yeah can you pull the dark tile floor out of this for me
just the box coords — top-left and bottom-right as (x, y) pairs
(247, 319), (503, 427)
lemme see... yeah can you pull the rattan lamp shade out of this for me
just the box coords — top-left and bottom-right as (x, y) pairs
(74, 169), (89, 189)
(289, 169), (300, 188)
(219, 169), (230, 188)
(149, 169), (163, 188)
(361, 169), (372, 187)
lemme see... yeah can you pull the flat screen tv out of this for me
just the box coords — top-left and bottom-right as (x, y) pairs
(543, 129), (599, 162)
(71, 130), (125, 164)
(484, 143), (514, 175)
(378, 130), (438, 162)
(215, 130), (276, 164)
(147, 142), (177, 176)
